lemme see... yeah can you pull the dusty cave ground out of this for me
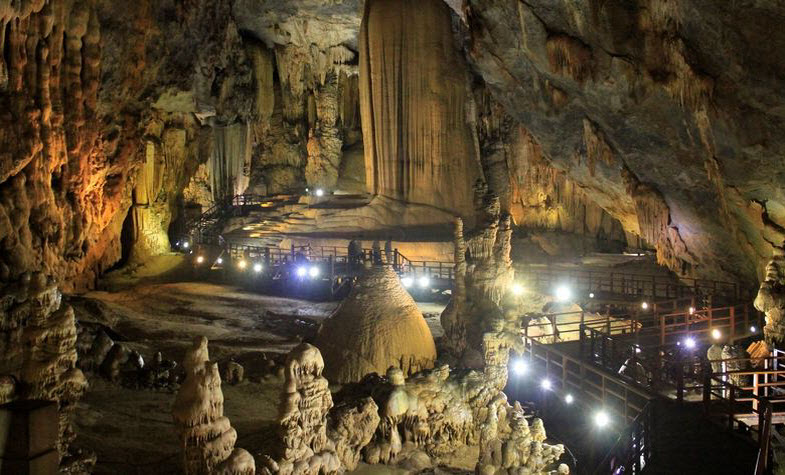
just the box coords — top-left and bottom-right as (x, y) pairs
(66, 269), (446, 474)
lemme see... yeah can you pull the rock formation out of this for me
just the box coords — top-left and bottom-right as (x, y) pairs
(315, 266), (437, 383)
(358, 0), (483, 217)
(260, 342), (379, 474)
(172, 336), (256, 475)
(0, 273), (88, 469)
(441, 184), (515, 360)
(754, 252), (785, 344)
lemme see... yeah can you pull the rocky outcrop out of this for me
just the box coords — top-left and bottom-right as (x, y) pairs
(0, 273), (88, 469)
(315, 266), (437, 383)
(359, 0), (483, 218)
(755, 253), (785, 344)
(463, 0), (785, 283)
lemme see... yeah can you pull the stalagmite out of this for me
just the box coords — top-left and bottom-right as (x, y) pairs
(172, 336), (255, 475)
(754, 251), (785, 344)
(315, 266), (437, 383)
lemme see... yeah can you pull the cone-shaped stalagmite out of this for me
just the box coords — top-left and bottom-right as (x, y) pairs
(315, 266), (436, 383)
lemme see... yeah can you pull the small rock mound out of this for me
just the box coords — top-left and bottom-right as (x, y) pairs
(315, 266), (437, 383)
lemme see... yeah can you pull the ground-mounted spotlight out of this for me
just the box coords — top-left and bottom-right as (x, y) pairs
(684, 337), (696, 349)
(512, 359), (528, 376)
(511, 283), (525, 296)
(641, 301), (649, 310)
(594, 410), (610, 428)
(296, 266), (307, 278)
(418, 276), (430, 288)
(254, 263), (263, 273)
(751, 326), (757, 333)
(541, 379), (552, 390)
(315, 188), (324, 197)
(196, 256), (204, 264)
(309, 266), (320, 278)
(589, 292), (595, 299)
(237, 260), (247, 270)
(305, 187), (309, 193)
(216, 258), (223, 264)
(555, 285), (572, 302)
(689, 306), (695, 315)
(401, 276), (413, 288)
(565, 394), (574, 404)
(182, 241), (189, 249)
(711, 328), (722, 340)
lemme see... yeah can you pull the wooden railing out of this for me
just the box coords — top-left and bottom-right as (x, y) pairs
(522, 336), (652, 423)
(593, 401), (654, 475)
(515, 265), (746, 301)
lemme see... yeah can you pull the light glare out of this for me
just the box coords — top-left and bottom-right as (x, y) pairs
(512, 359), (528, 376)
(689, 306), (695, 315)
(296, 267), (307, 278)
(541, 379), (552, 390)
(751, 326), (757, 333)
(555, 285), (572, 302)
(196, 256), (204, 264)
(216, 258), (223, 264)
(254, 263), (263, 273)
(711, 328), (721, 340)
(589, 292), (595, 298)
(684, 337), (696, 349)
(309, 266), (320, 278)
(418, 276), (430, 288)
(594, 411), (610, 428)
(511, 283), (524, 296)
(565, 394), (574, 404)
(641, 301), (649, 310)
(237, 260), (247, 269)
(182, 242), (189, 249)
(401, 277), (413, 288)
(315, 188), (324, 197)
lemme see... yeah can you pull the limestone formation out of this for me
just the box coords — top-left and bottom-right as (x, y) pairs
(172, 337), (255, 475)
(441, 185), (515, 360)
(260, 342), (379, 474)
(0, 273), (88, 469)
(359, 0), (482, 217)
(755, 253), (785, 344)
(315, 266), (437, 383)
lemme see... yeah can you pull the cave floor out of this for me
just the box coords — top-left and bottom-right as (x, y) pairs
(67, 280), (446, 474)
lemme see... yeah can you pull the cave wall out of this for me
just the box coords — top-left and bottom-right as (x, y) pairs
(462, 0), (785, 283)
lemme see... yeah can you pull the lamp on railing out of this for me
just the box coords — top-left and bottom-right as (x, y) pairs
(594, 410), (610, 428)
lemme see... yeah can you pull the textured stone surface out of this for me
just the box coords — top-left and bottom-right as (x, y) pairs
(315, 266), (437, 383)
(462, 0), (785, 283)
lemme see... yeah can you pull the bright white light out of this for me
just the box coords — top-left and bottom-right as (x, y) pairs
(315, 188), (324, 197)
(418, 276), (430, 288)
(216, 258), (223, 264)
(512, 359), (528, 376)
(689, 306), (695, 315)
(296, 267), (307, 278)
(541, 379), (552, 390)
(711, 328), (722, 340)
(594, 411), (610, 428)
(254, 263), (263, 273)
(641, 301), (649, 310)
(401, 277), (413, 288)
(196, 256), (204, 264)
(589, 292), (595, 299)
(182, 242), (189, 249)
(309, 266), (320, 278)
(684, 337), (696, 349)
(565, 394), (574, 404)
(237, 260), (247, 270)
(305, 187), (309, 192)
(634, 345), (642, 354)
(511, 283), (524, 296)
(751, 326), (757, 333)
(555, 285), (572, 302)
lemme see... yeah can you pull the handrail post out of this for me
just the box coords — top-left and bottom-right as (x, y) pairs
(677, 352), (684, 403)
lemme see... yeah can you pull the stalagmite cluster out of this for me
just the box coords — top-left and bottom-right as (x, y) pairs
(0, 272), (89, 469)
(172, 336), (256, 475)
(315, 266), (437, 383)
(441, 184), (515, 361)
(260, 342), (379, 474)
(754, 252), (785, 344)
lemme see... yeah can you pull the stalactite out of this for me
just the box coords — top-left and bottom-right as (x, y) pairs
(209, 122), (251, 201)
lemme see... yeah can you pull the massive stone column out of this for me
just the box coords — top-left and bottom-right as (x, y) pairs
(359, 0), (482, 217)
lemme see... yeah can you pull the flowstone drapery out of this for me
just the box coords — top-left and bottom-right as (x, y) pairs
(754, 251), (785, 344)
(172, 336), (256, 475)
(441, 183), (515, 362)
